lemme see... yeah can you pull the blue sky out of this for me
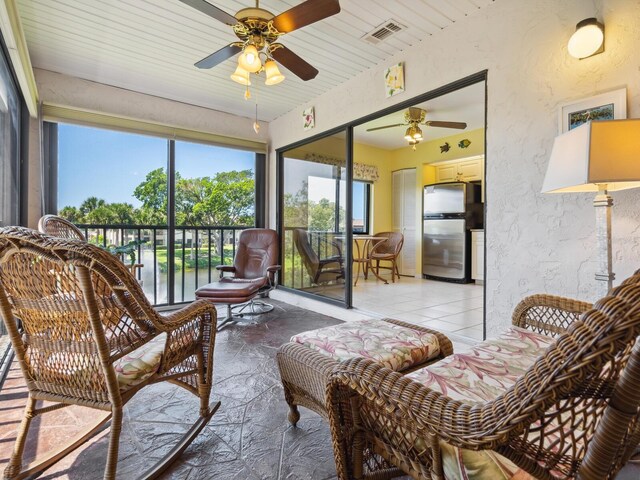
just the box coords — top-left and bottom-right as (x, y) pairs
(58, 124), (255, 208)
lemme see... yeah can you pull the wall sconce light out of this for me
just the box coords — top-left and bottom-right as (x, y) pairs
(568, 18), (604, 59)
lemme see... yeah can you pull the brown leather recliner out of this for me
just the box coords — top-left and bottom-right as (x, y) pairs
(195, 228), (281, 329)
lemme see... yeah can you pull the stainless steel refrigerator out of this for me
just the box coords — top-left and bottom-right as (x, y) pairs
(422, 182), (482, 282)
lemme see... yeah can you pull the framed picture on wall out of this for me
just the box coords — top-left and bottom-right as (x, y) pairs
(384, 62), (405, 98)
(558, 87), (627, 133)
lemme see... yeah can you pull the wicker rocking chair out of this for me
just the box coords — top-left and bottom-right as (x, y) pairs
(38, 214), (144, 278)
(327, 270), (640, 480)
(0, 227), (219, 480)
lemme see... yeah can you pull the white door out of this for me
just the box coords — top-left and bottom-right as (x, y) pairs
(392, 168), (416, 276)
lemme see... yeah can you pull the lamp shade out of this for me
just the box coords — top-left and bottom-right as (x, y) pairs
(230, 65), (251, 86)
(542, 119), (640, 193)
(264, 60), (285, 85)
(238, 45), (262, 73)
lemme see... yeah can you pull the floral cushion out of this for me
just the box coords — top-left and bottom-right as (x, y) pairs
(406, 327), (556, 480)
(113, 333), (166, 390)
(290, 318), (440, 371)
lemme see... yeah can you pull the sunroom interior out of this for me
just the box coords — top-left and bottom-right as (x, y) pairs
(1, 0), (640, 479)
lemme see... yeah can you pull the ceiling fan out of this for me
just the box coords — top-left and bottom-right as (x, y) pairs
(367, 107), (467, 149)
(180, 0), (341, 86)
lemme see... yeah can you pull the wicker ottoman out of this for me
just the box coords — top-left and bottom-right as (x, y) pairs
(276, 318), (453, 426)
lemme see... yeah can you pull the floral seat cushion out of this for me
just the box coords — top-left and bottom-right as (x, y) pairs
(113, 333), (167, 390)
(406, 327), (558, 480)
(290, 318), (440, 371)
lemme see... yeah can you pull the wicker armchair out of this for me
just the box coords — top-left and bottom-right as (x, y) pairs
(369, 232), (404, 283)
(0, 227), (219, 480)
(38, 214), (144, 278)
(327, 272), (640, 480)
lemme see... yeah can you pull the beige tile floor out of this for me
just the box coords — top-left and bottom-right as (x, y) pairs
(352, 274), (485, 341)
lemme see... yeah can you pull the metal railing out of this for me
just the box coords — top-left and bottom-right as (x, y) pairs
(76, 224), (249, 306)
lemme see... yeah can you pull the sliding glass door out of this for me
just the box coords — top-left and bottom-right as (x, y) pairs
(278, 131), (350, 305)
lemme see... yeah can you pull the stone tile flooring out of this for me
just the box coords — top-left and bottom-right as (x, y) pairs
(1, 299), (639, 479)
(0, 300), (342, 480)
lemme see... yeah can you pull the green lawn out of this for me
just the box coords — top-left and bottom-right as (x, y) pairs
(154, 244), (234, 272)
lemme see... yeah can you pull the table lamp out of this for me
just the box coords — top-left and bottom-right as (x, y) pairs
(542, 119), (640, 297)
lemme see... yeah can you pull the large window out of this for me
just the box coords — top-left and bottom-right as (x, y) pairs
(53, 122), (260, 305)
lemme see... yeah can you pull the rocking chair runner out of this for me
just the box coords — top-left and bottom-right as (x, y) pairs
(327, 270), (640, 480)
(0, 227), (219, 480)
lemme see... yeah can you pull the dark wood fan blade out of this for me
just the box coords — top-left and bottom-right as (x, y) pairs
(366, 124), (405, 132)
(271, 46), (318, 80)
(179, 0), (237, 25)
(195, 44), (242, 69)
(272, 0), (341, 33)
(424, 121), (467, 129)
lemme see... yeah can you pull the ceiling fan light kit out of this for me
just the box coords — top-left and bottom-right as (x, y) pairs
(181, 0), (341, 98)
(367, 107), (467, 150)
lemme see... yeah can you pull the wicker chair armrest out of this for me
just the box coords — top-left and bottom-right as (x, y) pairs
(328, 357), (516, 451)
(153, 299), (217, 331)
(511, 294), (592, 337)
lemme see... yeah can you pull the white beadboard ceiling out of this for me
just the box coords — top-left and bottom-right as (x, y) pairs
(16, 0), (495, 121)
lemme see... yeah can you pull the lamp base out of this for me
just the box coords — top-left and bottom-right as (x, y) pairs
(594, 185), (614, 298)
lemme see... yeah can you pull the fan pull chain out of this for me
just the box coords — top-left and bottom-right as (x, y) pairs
(253, 103), (260, 134)
(244, 70), (251, 100)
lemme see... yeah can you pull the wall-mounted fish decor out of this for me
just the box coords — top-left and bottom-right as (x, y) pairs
(458, 139), (471, 149)
(440, 142), (450, 153)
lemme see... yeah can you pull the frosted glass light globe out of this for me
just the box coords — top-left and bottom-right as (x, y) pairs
(568, 19), (604, 59)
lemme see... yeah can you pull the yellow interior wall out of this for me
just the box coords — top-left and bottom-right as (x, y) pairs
(392, 128), (485, 166)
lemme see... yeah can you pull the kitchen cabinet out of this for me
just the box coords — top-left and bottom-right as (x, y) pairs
(471, 230), (484, 283)
(433, 156), (483, 183)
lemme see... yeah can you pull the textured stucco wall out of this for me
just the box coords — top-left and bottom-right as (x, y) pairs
(268, 0), (640, 335)
(27, 69), (269, 227)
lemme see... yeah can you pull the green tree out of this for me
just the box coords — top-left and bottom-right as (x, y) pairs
(283, 181), (309, 228)
(58, 206), (82, 223)
(309, 198), (336, 231)
(82, 202), (136, 224)
(59, 168), (256, 227)
(133, 168), (169, 224)
(79, 197), (106, 217)
(176, 169), (255, 226)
